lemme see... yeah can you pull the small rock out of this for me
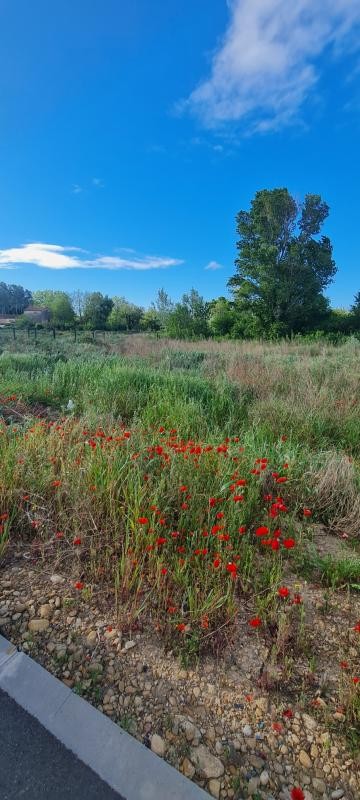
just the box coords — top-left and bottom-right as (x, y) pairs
(123, 640), (136, 651)
(28, 619), (50, 633)
(190, 744), (224, 779)
(331, 791), (344, 800)
(260, 770), (270, 786)
(299, 750), (312, 769)
(247, 777), (260, 795)
(242, 724), (253, 737)
(182, 758), (195, 779)
(39, 604), (52, 619)
(86, 631), (98, 648)
(150, 734), (165, 757)
(208, 779), (221, 799)
(50, 574), (64, 584)
(312, 778), (326, 794)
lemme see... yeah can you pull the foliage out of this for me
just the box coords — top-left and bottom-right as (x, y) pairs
(229, 188), (337, 336)
(108, 297), (144, 331)
(32, 290), (75, 326)
(83, 292), (113, 329)
(0, 282), (32, 315)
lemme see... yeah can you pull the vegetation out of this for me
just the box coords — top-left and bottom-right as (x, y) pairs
(1, 188), (360, 339)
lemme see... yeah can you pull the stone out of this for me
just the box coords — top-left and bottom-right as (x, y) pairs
(50, 574), (64, 584)
(302, 714), (317, 731)
(242, 724), (253, 737)
(331, 791), (344, 800)
(86, 631), (98, 648)
(182, 758), (195, 779)
(123, 640), (136, 651)
(260, 770), (270, 786)
(150, 734), (165, 757)
(190, 745), (224, 779)
(312, 778), (326, 794)
(247, 777), (260, 795)
(173, 715), (201, 744)
(28, 619), (49, 633)
(39, 604), (52, 619)
(208, 779), (221, 799)
(299, 750), (312, 769)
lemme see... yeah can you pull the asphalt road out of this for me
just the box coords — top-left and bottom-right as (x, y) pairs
(0, 688), (125, 799)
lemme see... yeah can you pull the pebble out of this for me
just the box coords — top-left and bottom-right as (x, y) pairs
(260, 770), (270, 786)
(28, 619), (50, 633)
(190, 745), (224, 779)
(299, 750), (312, 769)
(150, 734), (165, 757)
(242, 724), (253, 737)
(208, 779), (221, 799)
(331, 791), (344, 800)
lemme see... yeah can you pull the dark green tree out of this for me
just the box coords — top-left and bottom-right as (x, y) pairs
(83, 292), (113, 329)
(228, 188), (336, 336)
(350, 292), (360, 331)
(208, 298), (236, 337)
(166, 289), (209, 338)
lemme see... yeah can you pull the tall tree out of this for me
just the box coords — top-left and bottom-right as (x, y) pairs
(228, 188), (336, 336)
(83, 292), (113, 329)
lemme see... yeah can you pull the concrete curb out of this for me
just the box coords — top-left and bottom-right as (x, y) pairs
(0, 635), (210, 800)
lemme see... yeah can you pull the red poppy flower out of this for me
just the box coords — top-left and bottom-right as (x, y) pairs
(238, 526), (247, 534)
(177, 623), (186, 632)
(52, 480), (62, 488)
(160, 567), (167, 575)
(156, 537), (167, 546)
(271, 539), (280, 550)
(56, 531), (64, 540)
(256, 526), (269, 537)
(278, 586), (290, 599)
(354, 621), (360, 632)
(73, 537), (81, 546)
(303, 508), (312, 517)
(353, 676), (359, 685)
(339, 661), (349, 670)
(209, 497), (217, 508)
(216, 511), (224, 519)
(180, 485), (187, 492)
(276, 476), (287, 484)
(138, 517), (149, 525)
(283, 708), (294, 719)
(236, 479), (247, 486)
(226, 562), (237, 575)
(291, 789), (305, 800)
(213, 558), (221, 568)
(248, 617), (261, 628)
(74, 581), (84, 590)
(293, 594), (302, 605)
(272, 722), (283, 733)
(167, 606), (177, 614)
(283, 538), (296, 549)
(233, 495), (244, 502)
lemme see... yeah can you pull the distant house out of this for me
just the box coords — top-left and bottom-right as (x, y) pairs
(0, 315), (16, 328)
(23, 305), (51, 324)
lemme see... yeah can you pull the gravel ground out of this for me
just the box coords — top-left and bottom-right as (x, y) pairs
(0, 556), (359, 800)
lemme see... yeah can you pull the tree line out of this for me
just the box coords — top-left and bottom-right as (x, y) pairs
(2, 188), (360, 338)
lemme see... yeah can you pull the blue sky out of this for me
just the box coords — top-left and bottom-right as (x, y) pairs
(0, 0), (360, 308)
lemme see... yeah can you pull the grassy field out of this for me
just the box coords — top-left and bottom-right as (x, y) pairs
(0, 332), (359, 725)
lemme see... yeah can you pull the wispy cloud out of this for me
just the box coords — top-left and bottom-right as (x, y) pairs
(183, 0), (360, 132)
(0, 243), (183, 271)
(205, 260), (223, 271)
(72, 184), (83, 194)
(92, 177), (104, 187)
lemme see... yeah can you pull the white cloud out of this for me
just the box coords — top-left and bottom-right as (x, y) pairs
(184, 0), (360, 132)
(72, 184), (83, 194)
(205, 260), (223, 271)
(92, 177), (104, 187)
(0, 242), (183, 271)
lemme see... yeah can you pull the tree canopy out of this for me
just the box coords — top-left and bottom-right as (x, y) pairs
(228, 188), (337, 337)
